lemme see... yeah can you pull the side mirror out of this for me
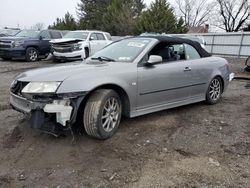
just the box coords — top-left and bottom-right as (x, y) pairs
(39, 36), (43, 40)
(89, 36), (95, 41)
(146, 55), (162, 65)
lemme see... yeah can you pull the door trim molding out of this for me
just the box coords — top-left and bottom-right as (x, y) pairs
(139, 82), (207, 96)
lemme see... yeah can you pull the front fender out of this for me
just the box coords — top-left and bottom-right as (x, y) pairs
(56, 72), (138, 113)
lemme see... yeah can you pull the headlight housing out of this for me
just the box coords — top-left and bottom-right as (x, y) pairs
(12, 40), (24, 48)
(73, 43), (82, 51)
(22, 82), (61, 93)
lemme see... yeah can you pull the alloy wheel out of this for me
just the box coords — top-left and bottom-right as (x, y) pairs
(209, 78), (221, 101)
(29, 50), (38, 61)
(101, 97), (120, 132)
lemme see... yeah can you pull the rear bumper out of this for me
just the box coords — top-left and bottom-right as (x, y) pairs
(0, 48), (26, 58)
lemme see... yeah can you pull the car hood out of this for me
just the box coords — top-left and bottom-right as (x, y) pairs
(15, 61), (128, 82)
(50, 38), (84, 44)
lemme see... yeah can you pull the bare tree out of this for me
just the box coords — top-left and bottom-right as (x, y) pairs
(215, 0), (250, 32)
(32, 22), (45, 30)
(175, 0), (213, 27)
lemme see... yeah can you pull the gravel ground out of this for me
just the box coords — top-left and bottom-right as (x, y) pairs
(0, 58), (249, 188)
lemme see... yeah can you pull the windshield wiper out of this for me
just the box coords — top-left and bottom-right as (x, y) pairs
(91, 56), (115, 62)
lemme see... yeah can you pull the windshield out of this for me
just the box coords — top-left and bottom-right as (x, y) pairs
(63, 31), (89, 40)
(0, 29), (20, 36)
(90, 38), (151, 62)
(15, 30), (40, 38)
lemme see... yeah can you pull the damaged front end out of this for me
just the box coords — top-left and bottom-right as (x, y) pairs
(10, 81), (86, 136)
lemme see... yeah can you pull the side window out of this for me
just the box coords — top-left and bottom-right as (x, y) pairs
(105, 33), (112, 41)
(50, 31), (62, 39)
(40, 31), (51, 39)
(96, 33), (105, 40)
(184, 44), (200, 60)
(90, 33), (98, 40)
(148, 42), (185, 63)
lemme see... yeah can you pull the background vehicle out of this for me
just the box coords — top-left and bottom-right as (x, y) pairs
(0, 30), (62, 62)
(9, 36), (233, 139)
(50, 30), (112, 62)
(0, 28), (20, 37)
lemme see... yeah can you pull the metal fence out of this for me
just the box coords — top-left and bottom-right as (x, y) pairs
(188, 32), (250, 58)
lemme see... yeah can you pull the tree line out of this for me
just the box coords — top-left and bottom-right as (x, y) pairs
(48, 0), (250, 35)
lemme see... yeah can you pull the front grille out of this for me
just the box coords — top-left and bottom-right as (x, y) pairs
(0, 40), (12, 49)
(52, 44), (73, 53)
(11, 81), (29, 96)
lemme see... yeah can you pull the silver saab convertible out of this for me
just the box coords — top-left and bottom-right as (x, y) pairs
(10, 36), (234, 139)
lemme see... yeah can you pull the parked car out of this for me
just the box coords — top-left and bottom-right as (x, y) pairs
(0, 30), (62, 62)
(0, 28), (20, 37)
(50, 30), (112, 62)
(9, 36), (234, 139)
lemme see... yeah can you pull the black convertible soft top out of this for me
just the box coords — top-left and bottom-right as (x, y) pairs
(137, 35), (211, 58)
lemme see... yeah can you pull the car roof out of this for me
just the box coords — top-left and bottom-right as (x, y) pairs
(69, 30), (108, 33)
(133, 35), (211, 58)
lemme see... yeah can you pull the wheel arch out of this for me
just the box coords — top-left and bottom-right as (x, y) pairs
(25, 45), (40, 54)
(79, 84), (131, 117)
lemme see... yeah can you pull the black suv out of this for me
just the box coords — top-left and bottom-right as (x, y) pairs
(0, 30), (62, 62)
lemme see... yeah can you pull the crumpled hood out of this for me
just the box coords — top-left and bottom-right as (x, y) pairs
(16, 62), (111, 82)
(50, 38), (84, 44)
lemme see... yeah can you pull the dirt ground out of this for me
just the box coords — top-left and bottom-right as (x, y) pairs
(0, 58), (249, 188)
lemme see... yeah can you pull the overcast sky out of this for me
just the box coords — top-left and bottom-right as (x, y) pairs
(0, 0), (154, 29)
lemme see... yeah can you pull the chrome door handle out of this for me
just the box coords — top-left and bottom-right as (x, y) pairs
(184, 67), (192, 72)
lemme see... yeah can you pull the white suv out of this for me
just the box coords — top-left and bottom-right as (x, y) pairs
(50, 30), (112, 62)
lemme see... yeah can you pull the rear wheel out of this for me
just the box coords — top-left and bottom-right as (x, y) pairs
(26, 47), (38, 62)
(206, 77), (222, 104)
(83, 89), (122, 139)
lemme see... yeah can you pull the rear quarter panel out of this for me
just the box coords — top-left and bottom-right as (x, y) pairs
(205, 56), (230, 91)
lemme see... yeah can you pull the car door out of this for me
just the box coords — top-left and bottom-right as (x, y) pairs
(183, 44), (212, 98)
(89, 33), (101, 55)
(137, 43), (194, 110)
(96, 33), (109, 49)
(39, 30), (51, 55)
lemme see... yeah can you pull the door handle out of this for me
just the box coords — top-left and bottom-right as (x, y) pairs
(184, 67), (192, 72)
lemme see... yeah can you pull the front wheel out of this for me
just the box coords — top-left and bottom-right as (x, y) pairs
(84, 48), (89, 59)
(206, 77), (222, 104)
(83, 89), (122, 139)
(26, 47), (38, 62)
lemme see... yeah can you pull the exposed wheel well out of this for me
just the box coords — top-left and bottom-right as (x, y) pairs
(78, 84), (130, 118)
(84, 47), (89, 58)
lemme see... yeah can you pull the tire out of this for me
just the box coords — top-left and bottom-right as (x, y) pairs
(53, 57), (61, 63)
(85, 48), (89, 59)
(26, 47), (38, 62)
(83, 89), (122, 139)
(1, 57), (12, 61)
(245, 66), (250, 72)
(206, 77), (222, 104)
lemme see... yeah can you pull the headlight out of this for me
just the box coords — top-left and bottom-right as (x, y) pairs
(22, 82), (61, 93)
(10, 80), (18, 89)
(12, 40), (24, 48)
(73, 43), (82, 51)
